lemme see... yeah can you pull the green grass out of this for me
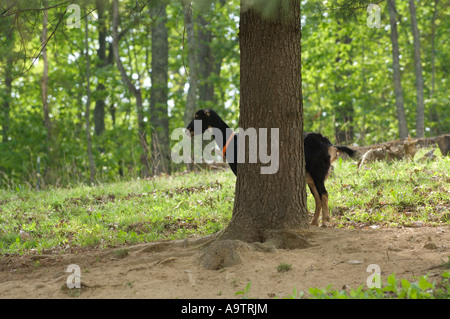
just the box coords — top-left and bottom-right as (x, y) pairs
(0, 171), (236, 255)
(326, 147), (450, 229)
(237, 271), (450, 299)
(0, 147), (449, 255)
(307, 271), (450, 299)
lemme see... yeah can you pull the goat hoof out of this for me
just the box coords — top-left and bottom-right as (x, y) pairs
(310, 220), (319, 227)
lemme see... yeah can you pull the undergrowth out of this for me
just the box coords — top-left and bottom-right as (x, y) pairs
(237, 271), (450, 299)
(0, 147), (448, 255)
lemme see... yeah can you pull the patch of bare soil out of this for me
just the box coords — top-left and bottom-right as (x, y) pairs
(1, 226), (449, 299)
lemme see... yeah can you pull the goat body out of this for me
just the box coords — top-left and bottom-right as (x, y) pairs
(186, 109), (355, 227)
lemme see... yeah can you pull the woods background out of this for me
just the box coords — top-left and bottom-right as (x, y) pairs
(0, 0), (448, 188)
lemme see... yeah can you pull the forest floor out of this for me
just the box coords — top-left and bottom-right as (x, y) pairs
(1, 146), (449, 299)
(0, 225), (449, 299)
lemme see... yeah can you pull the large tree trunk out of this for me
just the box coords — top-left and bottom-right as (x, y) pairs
(85, 11), (96, 185)
(150, 3), (170, 175)
(219, 1), (309, 244)
(388, 0), (408, 139)
(408, 0), (425, 138)
(112, 0), (150, 177)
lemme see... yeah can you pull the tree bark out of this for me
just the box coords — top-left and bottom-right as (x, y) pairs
(94, 0), (108, 138)
(429, 0), (440, 135)
(334, 31), (354, 145)
(388, 0), (409, 139)
(150, 2), (170, 175)
(2, 53), (12, 144)
(41, 6), (52, 155)
(408, 0), (425, 138)
(85, 12), (96, 185)
(197, 14), (216, 106)
(112, 0), (150, 177)
(183, 2), (199, 127)
(219, 1), (309, 243)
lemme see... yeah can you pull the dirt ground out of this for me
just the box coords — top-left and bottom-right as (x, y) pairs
(0, 226), (449, 299)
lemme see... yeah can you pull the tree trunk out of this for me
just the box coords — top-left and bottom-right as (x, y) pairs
(41, 6), (52, 155)
(334, 31), (354, 145)
(94, 0), (107, 138)
(429, 0), (440, 135)
(85, 11), (96, 185)
(219, 1), (309, 243)
(183, 2), (199, 173)
(197, 14), (216, 106)
(150, 3), (170, 175)
(2, 53), (12, 144)
(183, 2), (199, 127)
(112, 0), (150, 177)
(388, 0), (409, 139)
(408, 0), (425, 138)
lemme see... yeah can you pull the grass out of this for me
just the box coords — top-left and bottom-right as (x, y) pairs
(306, 271), (450, 299)
(0, 171), (236, 255)
(0, 147), (449, 255)
(236, 271), (450, 299)
(276, 262), (292, 273)
(328, 147), (450, 229)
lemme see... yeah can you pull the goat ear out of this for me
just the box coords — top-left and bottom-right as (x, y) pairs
(204, 110), (210, 117)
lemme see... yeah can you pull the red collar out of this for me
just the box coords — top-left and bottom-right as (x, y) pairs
(222, 132), (236, 158)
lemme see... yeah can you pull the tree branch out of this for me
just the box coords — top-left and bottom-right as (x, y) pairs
(0, 1), (70, 18)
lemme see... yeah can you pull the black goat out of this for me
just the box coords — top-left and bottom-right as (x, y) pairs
(186, 108), (355, 227)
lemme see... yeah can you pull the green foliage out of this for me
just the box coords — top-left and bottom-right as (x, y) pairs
(0, 147), (448, 255)
(301, 0), (449, 143)
(276, 262), (292, 273)
(308, 272), (450, 299)
(324, 148), (450, 229)
(0, 0), (448, 187)
(233, 272), (450, 299)
(282, 286), (304, 299)
(235, 281), (252, 299)
(0, 170), (235, 254)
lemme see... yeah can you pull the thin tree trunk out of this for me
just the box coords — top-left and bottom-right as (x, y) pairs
(408, 0), (425, 138)
(388, 0), (408, 139)
(85, 12), (96, 185)
(94, 0), (107, 138)
(1, 11), (14, 144)
(112, 0), (150, 177)
(183, 2), (198, 127)
(220, 1), (309, 243)
(150, 3), (170, 175)
(197, 14), (215, 106)
(41, 6), (52, 154)
(2, 55), (12, 143)
(334, 27), (354, 144)
(429, 0), (440, 135)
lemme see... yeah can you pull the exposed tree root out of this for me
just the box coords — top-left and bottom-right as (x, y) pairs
(262, 229), (313, 250)
(131, 228), (314, 271)
(199, 240), (252, 270)
(198, 229), (314, 270)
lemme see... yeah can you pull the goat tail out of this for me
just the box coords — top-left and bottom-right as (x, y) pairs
(335, 145), (356, 158)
